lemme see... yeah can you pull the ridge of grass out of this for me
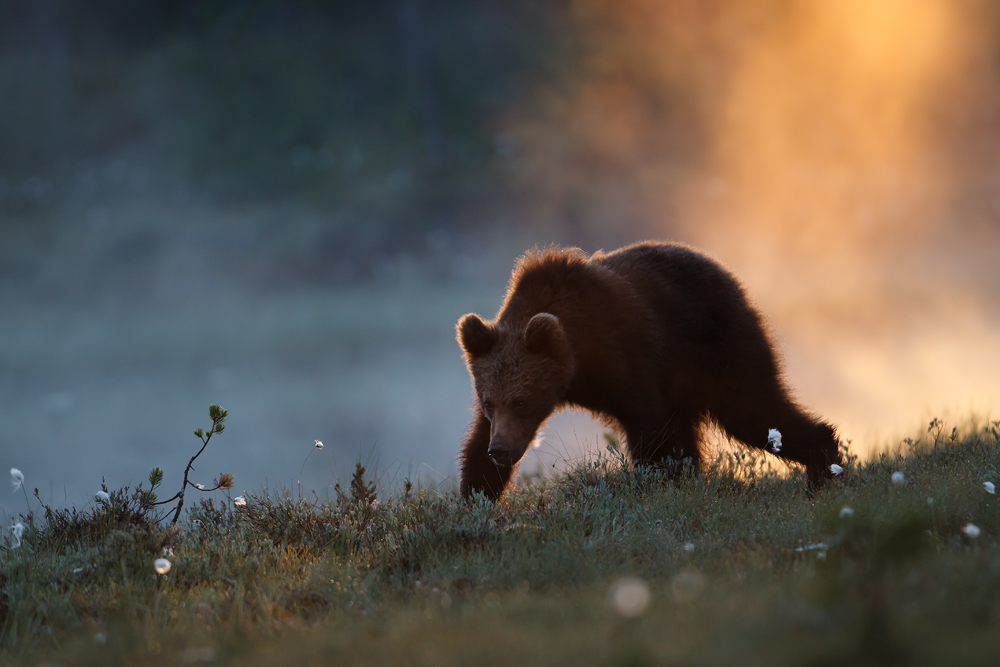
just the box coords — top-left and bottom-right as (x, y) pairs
(2, 418), (999, 666)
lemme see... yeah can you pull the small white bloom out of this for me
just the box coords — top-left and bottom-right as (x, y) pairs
(72, 567), (84, 574)
(10, 468), (24, 491)
(816, 550), (827, 560)
(195, 483), (205, 490)
(314, 440), (324, 450)
(767, 428), (782, 453)
(11, 522), (24, 548)
(794, 542), (828, 552)
(891, 471), (905, 485)
(95, 491), (110, 502)
(683, 542), (695, 553)
(370, 499), (379, 509)
(927, 497), (935, 505)
(531, 431), (545, 449)
(830, 464), (843, 476)
(962, 523), (981, 538)
(233, 495), (246, 506)
(609, 577), (651, 617)
(839, 506), (854, 518)
(153, 558), (172, 574)
(984, 481), (995, 495)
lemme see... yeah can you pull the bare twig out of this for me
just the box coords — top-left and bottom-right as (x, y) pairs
(298, 440), (324, 501)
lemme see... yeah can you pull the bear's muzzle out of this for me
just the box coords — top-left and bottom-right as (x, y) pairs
(488, 439), (512, 466)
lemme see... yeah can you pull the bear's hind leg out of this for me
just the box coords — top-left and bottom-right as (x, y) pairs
(713, 395), (841, 486)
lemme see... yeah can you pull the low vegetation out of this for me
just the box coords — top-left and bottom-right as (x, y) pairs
(2, 411), (999, 666)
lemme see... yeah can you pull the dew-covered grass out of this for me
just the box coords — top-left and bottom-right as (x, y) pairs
(2, 418), (1000, 666)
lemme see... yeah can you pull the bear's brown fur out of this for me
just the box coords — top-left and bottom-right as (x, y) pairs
(456, 241), (842, 501)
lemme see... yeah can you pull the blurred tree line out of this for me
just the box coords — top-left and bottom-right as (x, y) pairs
(0, 0), (571, 247)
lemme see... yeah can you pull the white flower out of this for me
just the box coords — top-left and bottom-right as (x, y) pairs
(891, 471), (905, 485)
(195, 484), (205, 490)
(767, 428), (782, 453)
(683, 542), (695, 553)
(962, 523), (981, 538)
(10, 468), (24, 491)
(233, 496), (246, 506)
(11, 522), (24, 548)
(927, 497), (935, 505)
(795, 542), (828, 552)
(839, 507), (854, 518)
(153, 558), (172, 574)
(830, 464), (843, 476)
(984, 482), (995, 495)
(609, 577), (650, 617)
(531, 431), (545, 450)
(314, 440), (324, 450)
(95, 491), (110, 502)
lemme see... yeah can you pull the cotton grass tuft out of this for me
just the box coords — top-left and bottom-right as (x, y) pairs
(767, 428), (782, 453)
(962, 524), (981, 539)
(10, 522), (24, 548)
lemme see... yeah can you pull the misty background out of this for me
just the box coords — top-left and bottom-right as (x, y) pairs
(3, 0), (999, 520)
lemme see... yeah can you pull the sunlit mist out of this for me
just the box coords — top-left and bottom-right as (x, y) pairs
(513, 0), (1000, 453)
(686, 0), (1000, 447)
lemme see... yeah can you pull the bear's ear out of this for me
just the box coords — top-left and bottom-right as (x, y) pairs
(457, 313), (498, 358)
(524, 313), (569, 360)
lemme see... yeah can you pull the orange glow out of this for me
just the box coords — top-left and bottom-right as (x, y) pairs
(689, 0), (963, 256)
(512, 1), (1000, 453)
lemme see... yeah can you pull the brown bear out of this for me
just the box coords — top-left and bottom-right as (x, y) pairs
(456, 241), (842, 501)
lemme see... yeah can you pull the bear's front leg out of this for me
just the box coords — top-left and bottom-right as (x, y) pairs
(459, 410), (514, 501)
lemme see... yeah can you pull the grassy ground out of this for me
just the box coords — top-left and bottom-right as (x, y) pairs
(3, 418), (1000, 666)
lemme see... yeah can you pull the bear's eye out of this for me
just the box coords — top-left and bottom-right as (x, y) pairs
(482, 398), (493, 412)
(514, 400), (526, 411)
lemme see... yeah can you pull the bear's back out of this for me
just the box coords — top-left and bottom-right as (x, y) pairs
(592, 242), (771, 379)
(592, 242), (748, 317)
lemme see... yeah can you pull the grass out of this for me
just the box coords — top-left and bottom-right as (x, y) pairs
(2, 417), (1000, 666)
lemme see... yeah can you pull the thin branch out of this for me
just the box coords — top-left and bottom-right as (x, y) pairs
(187, 480), (225, 492)
(152, 492), (182, 506)
(171, 431), (212, 524)
(170, 406), (227, 524)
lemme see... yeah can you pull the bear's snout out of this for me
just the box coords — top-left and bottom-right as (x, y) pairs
(488, 439), (512, 466)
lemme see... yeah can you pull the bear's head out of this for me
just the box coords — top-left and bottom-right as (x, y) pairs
(457, 312), (575, 469)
